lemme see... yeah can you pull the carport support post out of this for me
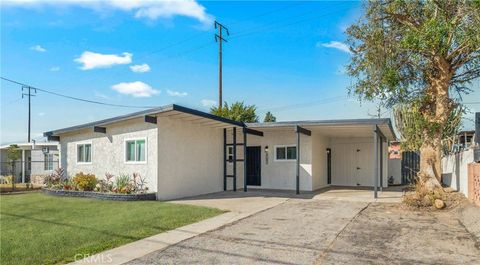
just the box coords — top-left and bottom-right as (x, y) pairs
(243, 128), (248, 192)
(296, 130), (300, 195)
(373, 125), (379, 199)
(223, 128), (227, 191)
(233, 127), (237, 191)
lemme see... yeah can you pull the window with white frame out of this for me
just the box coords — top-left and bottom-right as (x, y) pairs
(77, 143), (92, 163)
(125, 139), (146, 162)
(227, 146), (234, 162)
(275, 145), (297, 161)
(44, 154), (54, 170)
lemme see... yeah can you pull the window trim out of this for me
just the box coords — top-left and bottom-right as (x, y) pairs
(274, 144), (297, 162)
(124, 137), (148, 164)
(76, 141), (92, 165)
(44, 153), (54, 171)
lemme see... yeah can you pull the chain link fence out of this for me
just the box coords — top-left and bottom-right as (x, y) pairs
(0, 160), (59, 184)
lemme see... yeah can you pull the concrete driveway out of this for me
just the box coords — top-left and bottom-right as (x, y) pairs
(127, 188), (479, 265)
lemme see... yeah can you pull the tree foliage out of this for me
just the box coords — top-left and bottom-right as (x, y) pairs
(394, 103), (463, 152)
(347, 0), (480, 190)
(6, 144), (21, 162)
(347, 0), (480, 108)
(210, 101), (259, 123)
(263, 111), (277, 122)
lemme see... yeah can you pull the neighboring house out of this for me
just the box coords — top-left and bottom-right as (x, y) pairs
(0, 141), (59, 183)
(44, 104), (396, 200)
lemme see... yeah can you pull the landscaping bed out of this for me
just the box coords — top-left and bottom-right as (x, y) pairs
(42, 187), (156, 201)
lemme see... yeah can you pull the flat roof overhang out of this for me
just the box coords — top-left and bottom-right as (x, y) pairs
(44, 104), (244, 137)
(246, 119), (397, 141)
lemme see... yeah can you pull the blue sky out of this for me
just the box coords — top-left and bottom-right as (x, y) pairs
(1, 0), (478, 144)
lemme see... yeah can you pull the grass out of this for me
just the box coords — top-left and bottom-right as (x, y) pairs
(0, 193), (223, 265)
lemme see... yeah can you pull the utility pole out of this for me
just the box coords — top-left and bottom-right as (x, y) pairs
(22, 86), (36, 142)
(215, 20), (229, 109)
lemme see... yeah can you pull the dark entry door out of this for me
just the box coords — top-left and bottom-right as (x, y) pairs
(246, 146), (261, 186)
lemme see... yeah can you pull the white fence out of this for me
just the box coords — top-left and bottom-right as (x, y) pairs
(441, 149), (474, 197)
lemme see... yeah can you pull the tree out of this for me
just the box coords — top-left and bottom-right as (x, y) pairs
(263, 111), (277, 122)
(347, 0), (480, 191)
(6, 144), (21, 191)
(394, 104), (463, 154)
(210, 101), (259, 123)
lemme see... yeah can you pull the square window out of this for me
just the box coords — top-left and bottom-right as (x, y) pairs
(276, 147), (286, 160)
(125, 139), (147, 162)
(287, 146), (297, 160)
(77, 143), (91, 163)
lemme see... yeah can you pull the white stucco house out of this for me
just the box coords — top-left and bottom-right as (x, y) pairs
(44, 104), (396, 200)
(0, 141), (59, 183)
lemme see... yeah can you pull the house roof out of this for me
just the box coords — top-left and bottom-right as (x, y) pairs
(43, 104), (397, 141)
(246, 118), (397, 141)
(0, 142), (58, 150)
(44, 104), (244, 137)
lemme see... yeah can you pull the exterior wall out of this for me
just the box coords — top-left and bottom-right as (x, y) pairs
(311, 133), (329, 190)
(442, 149), (474, 197)
(156, 117), (224, 200)
(227, 130), (313, 191)
(60, 118), (158, 192)
(30, 148), (59, 176)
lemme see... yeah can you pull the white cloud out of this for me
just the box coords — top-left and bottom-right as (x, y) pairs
(3, 0), (214, 26)
(201, 99), (216, 107)
(167, 90), (188, 97)
(130, 63), (151, 73)
(111, 81), (160, 97)
(50, 66), (60, 72)
(74, 51), (132, 70)
(30, 45), (46, 52)
(37, 112), (45, 117)
(318, 41), (352, 54)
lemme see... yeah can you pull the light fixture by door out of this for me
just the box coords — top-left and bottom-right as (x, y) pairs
(265, 145), (269, 164)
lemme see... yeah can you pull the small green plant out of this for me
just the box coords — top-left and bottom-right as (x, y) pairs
(132, 173), (148, 193)
(114, 174), (132, 194)
(73, 172), (97, 191)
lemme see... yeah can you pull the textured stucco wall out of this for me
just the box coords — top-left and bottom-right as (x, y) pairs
(60, 118), (158, 192)
(442, 149), (474, 197)
(157, 116), (224, 200)
(311, 133), (330, 190)
(227, 129), (313, 191)
(30, 149), (59, 176)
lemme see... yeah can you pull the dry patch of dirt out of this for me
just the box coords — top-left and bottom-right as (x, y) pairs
(402, 185), (467, 212)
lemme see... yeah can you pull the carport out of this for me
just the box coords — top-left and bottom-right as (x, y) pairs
(242, 119), (396, 198)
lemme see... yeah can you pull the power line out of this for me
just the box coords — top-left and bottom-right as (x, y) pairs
(1, 77), (158, 109)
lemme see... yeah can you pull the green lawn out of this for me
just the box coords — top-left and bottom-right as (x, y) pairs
(0, 193), (223, 265)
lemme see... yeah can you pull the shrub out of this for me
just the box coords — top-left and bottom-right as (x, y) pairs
(73, 172), (97, 191)
(113, 174), (132, 194)
(44, 168), (65, 187)
(0, 175), (13, 184)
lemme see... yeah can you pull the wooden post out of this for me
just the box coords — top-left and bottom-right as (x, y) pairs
(233, 127), (237, 191)
(243, 128), (247, 192)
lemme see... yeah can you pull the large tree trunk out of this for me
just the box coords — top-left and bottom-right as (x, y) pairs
(418, 56), (453, 192)
(419, 137), (443, 191)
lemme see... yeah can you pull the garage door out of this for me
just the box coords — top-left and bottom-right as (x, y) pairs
(331, 142), (374, 187)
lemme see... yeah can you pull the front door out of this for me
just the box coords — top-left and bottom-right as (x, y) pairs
(246, 146), (261, 186)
